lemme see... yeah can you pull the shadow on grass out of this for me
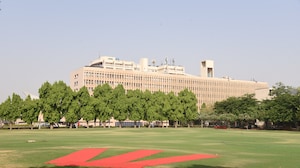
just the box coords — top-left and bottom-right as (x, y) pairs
(174, 165), (232, 168)
(30, 165), (231, 168)
(29, 167), (89, 168)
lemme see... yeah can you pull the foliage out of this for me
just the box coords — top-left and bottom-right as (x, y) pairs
(126, 89), (143, 128)
(166, 92), (182, 128)
(178, 89), (198, 127)
(2, 79), (300, 130)
(39, 81), (73, 129)
(79, 87), (94, 128)
(93, 83), (113, 127)
(153, 91), (167, 128)
(111, 84), (127, 128)
(143, 90), (157, 127)
(0, 94), (23, 130)
(21, 96), (40, 129)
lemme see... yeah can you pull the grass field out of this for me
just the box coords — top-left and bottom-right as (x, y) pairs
(0, 128), (300, 168)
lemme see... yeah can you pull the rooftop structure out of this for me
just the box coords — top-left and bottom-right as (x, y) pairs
(88, 56), (185, 75)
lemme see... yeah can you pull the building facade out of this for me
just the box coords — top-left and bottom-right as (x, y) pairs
(70, 56), (269, 111)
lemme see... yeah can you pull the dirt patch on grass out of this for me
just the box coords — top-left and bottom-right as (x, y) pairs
(0, 150), (23, 168)
(222, 157), (262, 168)
(274, 139), (300, 144)
(236, 152), (277, 157)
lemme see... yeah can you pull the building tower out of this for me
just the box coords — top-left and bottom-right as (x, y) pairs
(140, 58), (148, 72)
(201, 60), (214, 78)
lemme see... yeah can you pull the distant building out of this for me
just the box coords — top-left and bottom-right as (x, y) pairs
(70, 56), (269, 111)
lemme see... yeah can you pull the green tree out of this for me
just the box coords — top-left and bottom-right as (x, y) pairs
(127, 89), (143, 128)
(82, 96), (97, 128)
(0, 94), (23, 130)
(166, 92), (182, 128)
(77, 87), (93, 128)
(39, 81), (73, 129)
(263, 83), (300, 129)
(142, 90), (157, 128)
(269, 93), (298, 128)
(65, 87), (90, 129)
(153, 91), (167, 128)
(219, 113), (237, 128)
(199, 103), (215, 128)
(11, 93), (23, 129)
(22, 96), (40, 130)
(111, 84), (127, 128)
(178, 89), (198, 128)
(51, 81), (73, 119)
(65, 100), (80, 129)
(93, 83), (113, 128)
(214, 97), (240, 115)
(0, 96), (13, 130)
(214, 94), (258, 128)
(39, 81), (57, 129)
(257, 99), (273, 129)
(271, 82), (295, 96)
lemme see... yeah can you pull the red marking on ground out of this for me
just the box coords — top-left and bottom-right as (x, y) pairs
(84, 149), (162, 167)
(129, 154), (218, 167)
(47, 148), (218, 168)
(47, 148), (106, 166)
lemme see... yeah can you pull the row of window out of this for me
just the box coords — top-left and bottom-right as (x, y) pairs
(82, 73), (261, 89)
(81, 79), (255, 94)
(79, 79), (254, 98)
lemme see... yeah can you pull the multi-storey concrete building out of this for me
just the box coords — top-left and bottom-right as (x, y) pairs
(70, 56), (269, 110)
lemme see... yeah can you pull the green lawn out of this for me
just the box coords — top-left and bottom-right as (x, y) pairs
(0, 128), (300, 168)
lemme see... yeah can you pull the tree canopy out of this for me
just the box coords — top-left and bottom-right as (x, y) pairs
(1, 81), (300, 131)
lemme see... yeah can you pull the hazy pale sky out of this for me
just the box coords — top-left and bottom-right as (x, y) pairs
(1, 0), (300, 102)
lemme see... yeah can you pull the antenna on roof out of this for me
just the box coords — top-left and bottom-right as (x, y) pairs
(152, 59), (156, 66)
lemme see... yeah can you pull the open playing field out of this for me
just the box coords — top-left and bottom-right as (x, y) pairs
(0, 128), (300, 168)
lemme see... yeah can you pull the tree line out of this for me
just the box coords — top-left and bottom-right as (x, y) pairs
(200, 82), (300, 130)
(1, 81), (299, 130)
(0, 81), (198, 130)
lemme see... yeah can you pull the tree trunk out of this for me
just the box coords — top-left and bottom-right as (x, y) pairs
(263, 120), (267, 129)
(227, 121), (231, 129)
(119, 121), (122, 128)
(134, 121), (137, 128)
(175, 121), (178, 128)
(9, 122), (12, 130)
(103, 121), (107, 128)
